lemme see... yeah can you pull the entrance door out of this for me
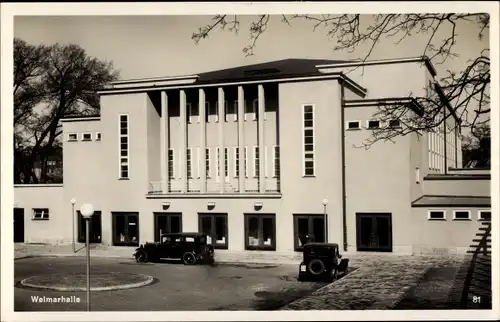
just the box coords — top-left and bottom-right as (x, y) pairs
(77, 211), (102, 243)
(356, 213), (392, 252)
(112, 212), (139, 246)
(154, 213), (182, 242)
(14, 208), (24, 243)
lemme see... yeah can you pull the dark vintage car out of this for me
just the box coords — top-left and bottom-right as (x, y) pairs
(133, 232), (215, 265)
(297, 243), (349, 282)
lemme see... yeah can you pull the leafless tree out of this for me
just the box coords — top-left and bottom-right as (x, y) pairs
(14, 38), (119, 183)
(192, 14), (490, 148)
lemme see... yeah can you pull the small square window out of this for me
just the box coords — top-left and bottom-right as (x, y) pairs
(428, 210), (445, 220)
(388, 119), (401, 128)
(347, 121), (360, 130)
(367, 120), (380, 129)
(453, 210), (470, 220)
(478, 210), (491, 221)
(96, 132), (101, 141)
(32, 208), (49, 220)
(68, 133), (78, 141)
(81, 133), (92, 141)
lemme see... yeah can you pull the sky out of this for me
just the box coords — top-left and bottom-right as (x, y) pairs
(14, 15), (489, 81)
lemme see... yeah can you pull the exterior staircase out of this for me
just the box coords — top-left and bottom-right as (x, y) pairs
(459, 220), (492, 309)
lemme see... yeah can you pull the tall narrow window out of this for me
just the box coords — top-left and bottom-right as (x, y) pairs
(224, 147), (229, 179)
(234, 147), (239, 177)
(244, 147), (248, 178)
(168, 149), (175, 179)
(187, 148), (193, 178)
(119, 114), (129, 179)
(303, 105), (315, 177)
(205, 148), (211, 179)
(253, 146), (260, 178)
(273, 146), (280, 178)
(216, 147), (220, 180)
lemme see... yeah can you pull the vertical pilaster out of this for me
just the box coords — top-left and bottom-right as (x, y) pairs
(218, 87), (225, 194)
(180, 90), (187, 192)
(238, 86), (245, 193)
(160, 91), (169, 193)
(258, 84), (266, 193)
(199, 89), (207, 193)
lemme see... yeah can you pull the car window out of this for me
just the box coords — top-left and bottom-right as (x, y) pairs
(161, 236), (172, 243)
(174, 237), (182, 242)
(185, 237), (195, 243)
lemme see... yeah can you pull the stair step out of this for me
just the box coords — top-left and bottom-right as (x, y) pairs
(478, 227), (490, 231)
(466, 250), (491, 254)
(472, 238), (491, 242)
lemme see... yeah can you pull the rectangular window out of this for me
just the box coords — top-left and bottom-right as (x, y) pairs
(81, 132), (92, 141)
(347, 121), (360, 130)
(216, 147), (220, 180)
(233, 147), (239, 177)
(253, 146), (259, 178)
(273, 146), (280, 178)
(293, 214), (326, 251)
(453, 210), (471, 220)
(244, 214), (276, 251)
(224, 147), (229, 179)
(67, 133), (78, 141)
(113, 212), (139, 246)
(32, 208), (49, 220)
(187, 148), (193, 178)
(415, 167), (420, 184)
(199, 213), (228, 249)
(388, 119), (401, 128)
(96, 132), (101, 141)
(367, 120), (380, 129)
(168, 149), (175, 179)
(119, 114), (129, 179)
(244, 147), (248, 178)
(303, 105), (315, 177)
(205, 148), (211, 179)
(428, 210), (446, 220)
(478, 210), (491, 221)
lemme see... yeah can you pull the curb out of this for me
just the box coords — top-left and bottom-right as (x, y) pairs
(20, 273), (154, 292)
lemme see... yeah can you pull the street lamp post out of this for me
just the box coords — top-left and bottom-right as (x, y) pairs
(322, 199), (328, 243)
(80, 203), (94, 312)
(71, 198), (76, 253)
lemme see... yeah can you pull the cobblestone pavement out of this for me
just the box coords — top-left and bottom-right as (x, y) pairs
(281, 255), (464, 310)
(14, 257), (326, 311)
(14, 244), (466, 310)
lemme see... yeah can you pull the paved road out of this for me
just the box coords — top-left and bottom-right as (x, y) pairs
(14, 257), (327, 311)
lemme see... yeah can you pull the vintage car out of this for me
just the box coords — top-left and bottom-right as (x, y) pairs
(297, 243), (349, 282)
(134, 232), (215, 265)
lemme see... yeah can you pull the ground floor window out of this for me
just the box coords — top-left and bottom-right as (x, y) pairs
(244, 213), (276, 251)
(356, 213), (393, 252)
(112, 212), (139, 246)
(198, 213), (228, 249)
(77, 211), (102, 243)
(154, 213), (182, 242)
(293, 214), (326, 251)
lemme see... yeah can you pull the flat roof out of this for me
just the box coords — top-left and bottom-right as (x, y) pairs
(412, 195), (491, 207)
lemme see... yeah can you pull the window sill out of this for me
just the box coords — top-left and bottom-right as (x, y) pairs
(302, 175), (316, 178)
(428, 218), (446, 221)
(453, 218), (471, 221)
(67, 139), (78, 142)
(346, 128), (361, 131)
(81, 138), (92, 141)
(32, 218), (49, 221)
(118, 178), (130, 181)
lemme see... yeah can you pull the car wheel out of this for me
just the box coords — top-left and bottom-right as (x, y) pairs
(182, 252), (197, 265)
(135, 251), (148, 263)
(307, 259), (325, 275)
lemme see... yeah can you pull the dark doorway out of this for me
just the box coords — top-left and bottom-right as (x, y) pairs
(293, 214), (326, 251)
(14, 208), (24, 243)
(356, 213), (392, 252)
(77, 211), (102, 243)
(154, 213), (182, 242)
(112, 212), (139, 246)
